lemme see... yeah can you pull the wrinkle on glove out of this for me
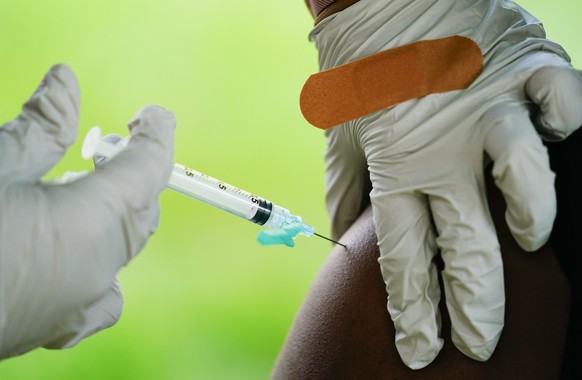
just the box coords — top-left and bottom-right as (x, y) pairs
(312, 0), (582, 370)
(43, 279), (123, 350)
(0, 64), (176, 360)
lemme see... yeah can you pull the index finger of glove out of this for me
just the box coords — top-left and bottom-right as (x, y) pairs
(0, 64), (80, 183)
(80, 105), (176, 210)
(325, 126), (372, 240)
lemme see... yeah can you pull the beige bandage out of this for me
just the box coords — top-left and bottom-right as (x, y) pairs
(300, 36), (483, 130)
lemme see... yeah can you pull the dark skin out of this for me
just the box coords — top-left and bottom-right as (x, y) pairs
(271, 128), (581, 379)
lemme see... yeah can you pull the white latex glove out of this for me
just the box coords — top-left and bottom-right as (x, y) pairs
(311, 0), (582, 370)
(0, 64), (176, 359)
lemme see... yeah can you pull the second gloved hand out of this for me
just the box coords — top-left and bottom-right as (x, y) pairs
(312, 0), (582, 370)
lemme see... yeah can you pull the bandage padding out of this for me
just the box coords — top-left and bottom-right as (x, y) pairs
(300, 36), (483, 130)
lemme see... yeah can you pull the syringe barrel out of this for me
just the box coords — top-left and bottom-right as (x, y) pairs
(170, 164), (271, 225)
(169, 164), (313, 236)
(82, 126), (314, 237)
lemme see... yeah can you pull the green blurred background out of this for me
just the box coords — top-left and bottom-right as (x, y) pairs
(0, 1), (580, 379)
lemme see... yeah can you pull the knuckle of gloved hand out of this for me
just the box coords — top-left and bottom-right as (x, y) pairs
(22, 90), (49, 121)
(21, 96), (78, 149)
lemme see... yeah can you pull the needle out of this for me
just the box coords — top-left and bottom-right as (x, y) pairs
(314, 232), (347, 248)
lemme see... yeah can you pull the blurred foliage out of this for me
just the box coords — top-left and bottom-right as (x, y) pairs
(0, 1), (580, 379)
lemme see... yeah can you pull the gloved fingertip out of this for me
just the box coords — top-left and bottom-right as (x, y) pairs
(128, 105), (177, 133)
(396, 330), (443, 370)
(46, 64), (80, 100)
(49, 63), (76, 83)
(453, 335), (499, 363)
(124, 106), (176, 167)
(513, 229), (551, 252)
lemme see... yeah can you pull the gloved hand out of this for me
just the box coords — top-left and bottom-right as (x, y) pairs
(310, 0), (582, 370)
(0, 64), (176, 359)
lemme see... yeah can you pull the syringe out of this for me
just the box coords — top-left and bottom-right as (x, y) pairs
(81, 127), (345, 248)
